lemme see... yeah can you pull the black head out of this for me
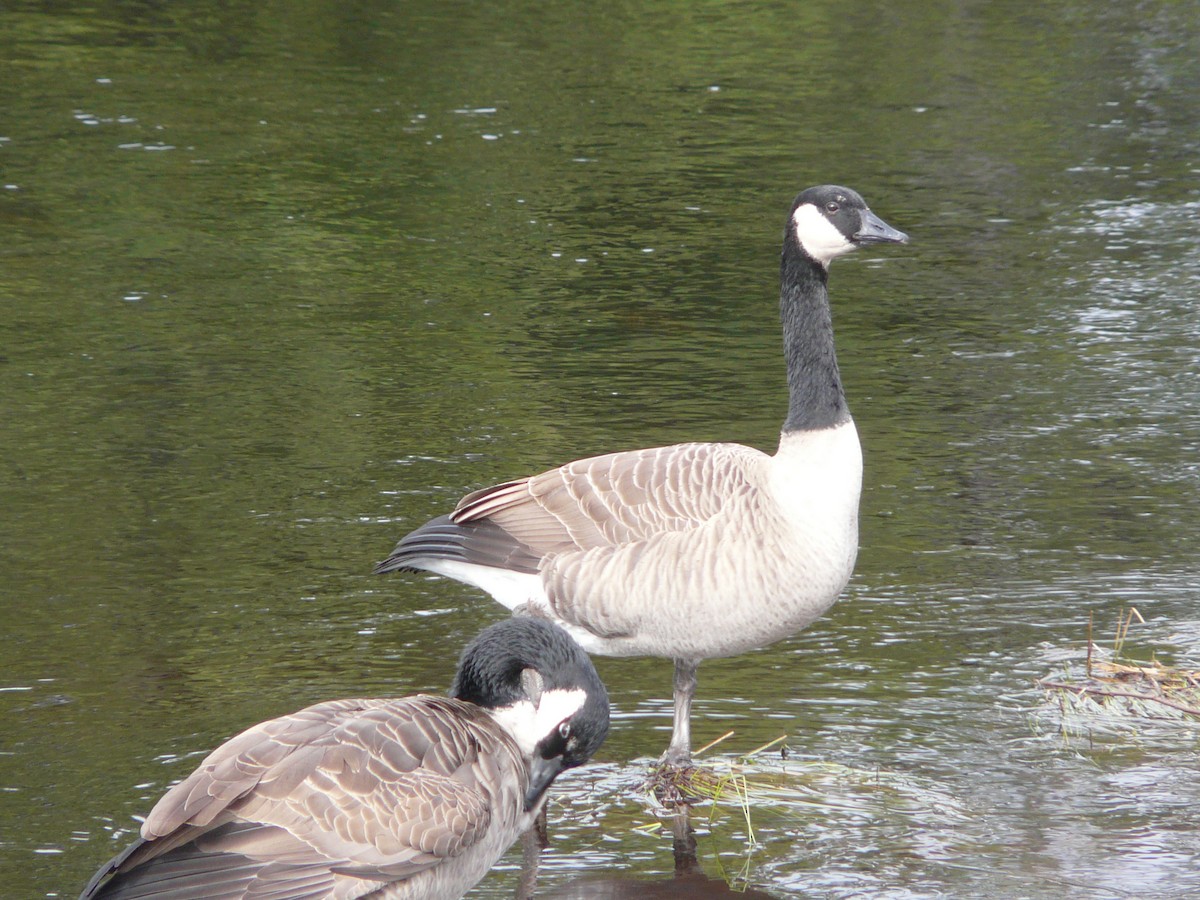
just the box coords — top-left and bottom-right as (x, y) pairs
(786, 184), (908, 268)
(452, 617), (610, 809)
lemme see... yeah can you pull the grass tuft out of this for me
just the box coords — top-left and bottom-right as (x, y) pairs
(1040, 607), (1200, 725)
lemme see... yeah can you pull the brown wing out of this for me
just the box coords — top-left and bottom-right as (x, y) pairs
(446, 442), (767, 639)
(373, 442), (769, 642)
(82, 696), (516, 899)
(453, 442), (764, 554)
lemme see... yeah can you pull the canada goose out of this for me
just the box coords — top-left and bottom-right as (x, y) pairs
(79, 618), (609, 900)
(375, 185), (907, 765)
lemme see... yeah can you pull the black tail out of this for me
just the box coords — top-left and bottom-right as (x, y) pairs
(373, 515), (541, 575)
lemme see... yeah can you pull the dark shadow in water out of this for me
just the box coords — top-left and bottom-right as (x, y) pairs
(521, 809), (781, 899)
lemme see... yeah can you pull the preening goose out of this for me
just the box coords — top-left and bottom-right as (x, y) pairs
(79, 618), (609, 900)
(375, 185), (907, 765)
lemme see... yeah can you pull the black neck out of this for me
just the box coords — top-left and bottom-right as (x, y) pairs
(779, 242), (851, 433)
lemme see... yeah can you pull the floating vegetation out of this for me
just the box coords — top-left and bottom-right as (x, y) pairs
(644, 732), (782, 817)
(1036, 608), (1200, 741)
(633, 730), (970, 849)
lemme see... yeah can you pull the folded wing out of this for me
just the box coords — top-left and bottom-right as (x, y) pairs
(80, 697), (511, 900)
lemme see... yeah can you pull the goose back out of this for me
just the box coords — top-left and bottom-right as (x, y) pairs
(80, 696), (530, 900)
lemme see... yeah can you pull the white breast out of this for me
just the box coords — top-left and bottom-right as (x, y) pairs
(769, 420), (862, 557)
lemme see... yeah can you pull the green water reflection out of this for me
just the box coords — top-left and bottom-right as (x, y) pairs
(3, 1), (1200, 898)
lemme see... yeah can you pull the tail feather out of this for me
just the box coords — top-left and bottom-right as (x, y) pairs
(374, 515), (541, 576)
(78, 823), (328, 899)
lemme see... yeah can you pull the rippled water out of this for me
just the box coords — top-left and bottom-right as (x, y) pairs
(3, 2), (1200, 898)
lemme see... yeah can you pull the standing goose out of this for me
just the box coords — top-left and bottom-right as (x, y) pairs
(375, 185), (907, 765)
(79, 618), (609, 900)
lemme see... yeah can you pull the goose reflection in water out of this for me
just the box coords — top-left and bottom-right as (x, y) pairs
(525, 812), (780, 900)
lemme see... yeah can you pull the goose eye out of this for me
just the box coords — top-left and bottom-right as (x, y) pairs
(825, 201), (840, 213)
(558, 721), (571, 740)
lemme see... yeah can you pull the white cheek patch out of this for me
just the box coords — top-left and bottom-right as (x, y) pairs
(488, 688), (587, 757)
(488, 700), (538, 756)
(533, 688), (586, 737)
(792, 203), (855, 266)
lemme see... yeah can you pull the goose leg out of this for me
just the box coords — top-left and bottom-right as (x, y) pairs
(662, 658), (698, 766)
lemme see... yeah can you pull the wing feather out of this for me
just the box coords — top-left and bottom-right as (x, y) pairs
(373, 442), (771, 647)
(453, 443), (762, 550)
(83, 697), (519, 899)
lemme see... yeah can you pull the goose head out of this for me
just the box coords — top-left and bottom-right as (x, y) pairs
(787, 184), (909, 268)
(452, 617), (610, 810)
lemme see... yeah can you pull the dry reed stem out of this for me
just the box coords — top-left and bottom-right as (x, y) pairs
(1042, 607), (1200, 724)
(1038, 679), (1200, 718)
